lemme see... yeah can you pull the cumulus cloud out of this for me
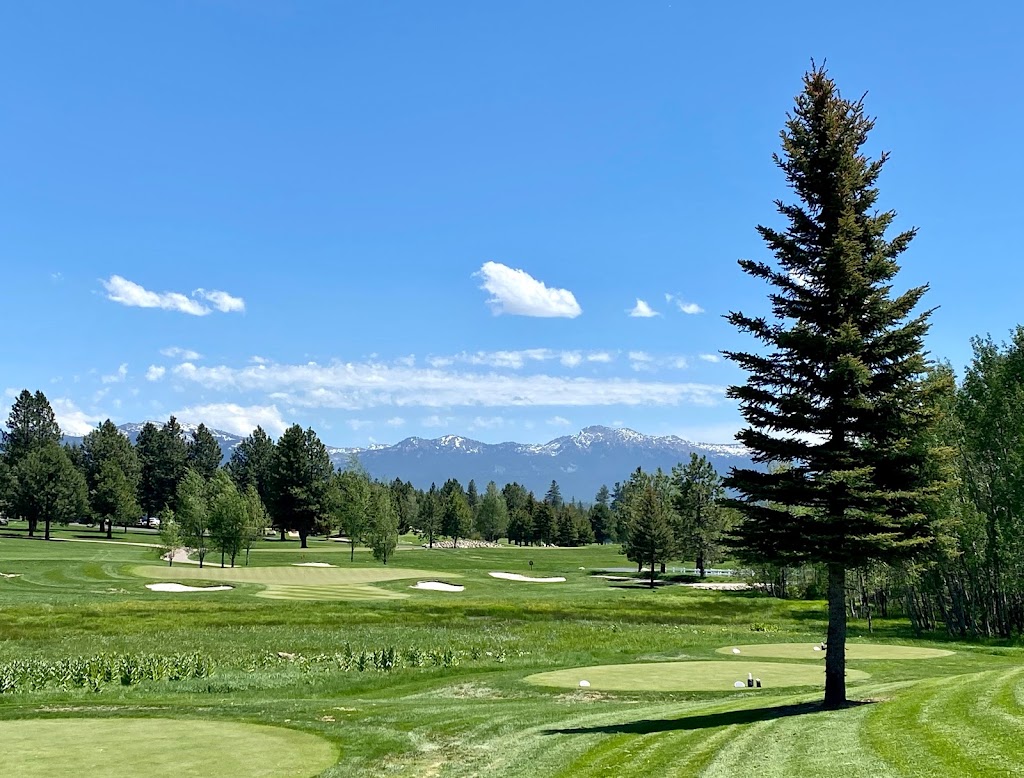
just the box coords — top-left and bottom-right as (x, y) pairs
(422, 414), (454, 428)
(101, 364), (129, 384)
(587, 352), (613, 364)
(470, 416), (507, 430)
(475, 262), (582, 318)
(161, 346), (202, 361)
(665, 293), (704, 315)
(699, 353), (721, 363)
(145, 365), (166, 381)
(628, 299), (659, 318)
(547, 416), (572, 426)
(171, 402), (288, 436)
(50, 398), (105, 437)
(170, 358), (725, 410)
(102, 275), (244, 316)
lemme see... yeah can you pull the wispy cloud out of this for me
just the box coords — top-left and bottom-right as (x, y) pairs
(346, 419), (373, 431)
(628, 299), (660, 318)
(547, 415), (572, 426)
(51, 397), (105, 437)
(161, 346), (202, 361)
(102, 275), (244, 316)
(665, 293), (704, 315)
(475, 261), (582, 318)
(385, 416), (406, 427)
(171, 402), (287, 436)
(145, 365), (166, 381)
(422, 414), (455, 428)
(171, 358), (725, 410)
(101, 363), (128, 384)
(428, 349), (614, 370)
(699, 353), (721, 363)
(469, 415), (507, 430)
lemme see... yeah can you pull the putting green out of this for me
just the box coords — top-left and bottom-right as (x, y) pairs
(0, 718), (336, 778)
(717, 643), (954, 660)
(525, 660), (870, 692)
(134, 564), (457, 601)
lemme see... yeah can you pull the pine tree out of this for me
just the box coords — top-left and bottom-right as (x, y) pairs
(466, 479), (480, 518)
(590, 485), (615, 544)
(672, 454), (727, 578)
(621, 482), (675, 588)
(92, 459), (141, 538)
(544, 480), (563, 509)
(476, 481), (508, 541)
(418, 483), (442, 549)
(82, 420), (140, 537)
(1, 390), (61, 467)
(137, 418), (188, 517)
(270, 425), (334, 548)
(724, 66), (941, 708)
(442, 490), (473, 548)
(11, 443), (88, 540)
(226, 426), (277, 511)
(187, 423), (223, 480)
(531, 501), (556, 545)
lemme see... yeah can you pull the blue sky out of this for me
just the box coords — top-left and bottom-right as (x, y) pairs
(3, 2), (1021, 445)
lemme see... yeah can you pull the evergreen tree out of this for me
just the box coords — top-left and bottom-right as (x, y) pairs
(466, 479), (480, 518)
(724, 67), (941, 708)
(82, 420), (141, 537)
(531, 501), (556, 545)
(367, 482), (399, 564)
(672, 454), (727, 578)
(418, 483), (442, 549)
(225, 426), (277, 511)
(590, 485), (615, 544)
(621, 482), (676, 588)
(502, 483), (532, 546)
(270, 425), (334, 548)
(10, 443), (88, 540)
(137, 418), (188, 516)
(442, 490), (473, 548)
(544, 480), (563, 509)
(1, 390), (61, 466)
(187, 423), (223, 480)
(475, 481), (508, 541)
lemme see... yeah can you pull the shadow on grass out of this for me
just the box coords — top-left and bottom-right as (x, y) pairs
(544, 700), (873, 735)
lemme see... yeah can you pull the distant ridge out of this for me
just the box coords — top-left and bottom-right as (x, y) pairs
(64, 423), (752, 500)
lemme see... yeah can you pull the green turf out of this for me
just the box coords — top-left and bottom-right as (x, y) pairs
(717, 643), (956, 660)
(1, 527), (1022, 777)
(524, 660), (871, 691)
(0, 718), (337, 778)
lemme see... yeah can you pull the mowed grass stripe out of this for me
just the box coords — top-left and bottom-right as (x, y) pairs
(255, 584), (409, 601)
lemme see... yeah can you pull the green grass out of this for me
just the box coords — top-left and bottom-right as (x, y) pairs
(0, 717), (337, 777)
(1, 525), (1023, 776)
(717, 643), (956, 660)
(524, 660), (871, 691)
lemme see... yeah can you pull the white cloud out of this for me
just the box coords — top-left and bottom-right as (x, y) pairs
(50, 398), (105, 437)
(547, 415), (572, 427)
(162, 346), (202, 361)
(346, 419), (373, 431)
(385, 416), (406, 427)
(669, 356), (689, 369)
(171, 402), (288, 436)
(628, 299), (660, 318)
(475, 261), (582, 318)
(469, 416), (506, 430)
(422, 414), (454, 428)
(559, 352), (582, 367)
(145, 365), (166, 381)
(102, 275), (244, 316)
(699, 353), (721, 363)
(587, 352), (614, 364)
(250, 355), (270, 365)
(170, 358), (726, 410)
(430, 349), (607, 370)
(665, 293), (704, 315)
(195, 288), (245, 313)
(394, 355), (416, 367)
(101, 364), (128, 384)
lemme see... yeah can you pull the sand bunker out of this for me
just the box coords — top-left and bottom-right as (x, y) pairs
(490, 572), (566, 583)
(146, 583), (234, 593)
(412, 581), (465, 592)
(0, 572), (21, 578)
(716, 642), (954, 660)
(682, 582), (751, 591)
(292, 562), (335, 567)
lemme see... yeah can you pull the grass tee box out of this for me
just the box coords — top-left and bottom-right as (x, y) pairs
(0, 718), (337, 778)
(133, 563), (458, 601)
(717, 643), (955, 660)
(524, 660), (871, 692)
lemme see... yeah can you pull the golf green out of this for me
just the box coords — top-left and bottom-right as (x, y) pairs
(717, 643), (955, 660)
(524, 660), (870, 692)
(0, 718), (337, 777)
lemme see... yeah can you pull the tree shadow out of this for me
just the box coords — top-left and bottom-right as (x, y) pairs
(544, 699), (872, 736)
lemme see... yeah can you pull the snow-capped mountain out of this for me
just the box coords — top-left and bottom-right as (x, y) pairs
(64, 423), (753, 500)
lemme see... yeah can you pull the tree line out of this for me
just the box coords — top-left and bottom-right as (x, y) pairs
(0, 393), (733, 568)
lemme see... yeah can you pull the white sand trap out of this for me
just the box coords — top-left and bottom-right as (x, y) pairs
(412, 581), (465, 592)
(489, 572), (566, 583)
(292, 562), (336, 567)
(146, 582), (234, 593)
(0, 572), (21, 578)
(681, 582), (751, 591)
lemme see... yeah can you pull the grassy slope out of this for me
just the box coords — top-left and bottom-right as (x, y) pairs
(1, 524), (1022, 777)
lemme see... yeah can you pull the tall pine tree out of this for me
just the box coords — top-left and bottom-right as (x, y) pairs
(724, 67), (941, 708)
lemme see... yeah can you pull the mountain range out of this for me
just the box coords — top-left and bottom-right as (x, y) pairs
(66, 423), (753, 500)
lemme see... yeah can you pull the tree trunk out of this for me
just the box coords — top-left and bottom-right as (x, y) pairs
(824, 563), (847, 709)
(280, 527), (286, 542)
(44, 517), (51, 541)
(350, 539), (356, 561)
(221, 550), (225, 568)
(697, 552), (706, 579)
(28, 518), (35, 537)
(649, 551), (656, 588)
(300, 531), (308, 549)
(106, 519), (113, 540)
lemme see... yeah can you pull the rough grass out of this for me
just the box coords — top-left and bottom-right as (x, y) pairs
(524, 660), (871, 691)
(1, 525), (1023, 777)
(717, 643), (956, 660)
(0, 717), (337, 777)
